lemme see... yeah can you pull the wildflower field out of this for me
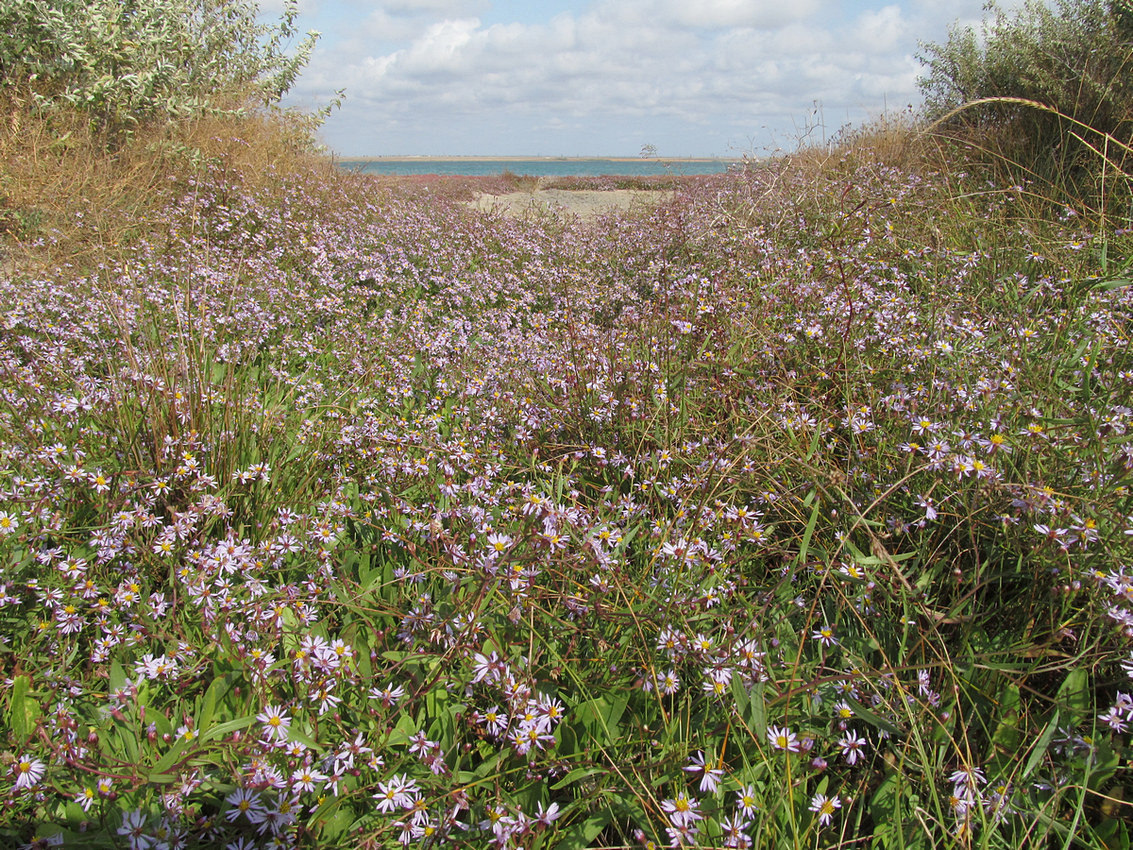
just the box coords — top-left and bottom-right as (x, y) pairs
(3, 117), (1133, 850)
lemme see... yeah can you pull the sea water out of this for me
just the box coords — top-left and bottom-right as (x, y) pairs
(337, 158), (737, 177)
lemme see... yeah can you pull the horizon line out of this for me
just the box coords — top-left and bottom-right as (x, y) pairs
(335, 154), (743, 163)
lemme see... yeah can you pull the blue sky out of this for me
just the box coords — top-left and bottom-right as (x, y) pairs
(263, 0), (1026, 158)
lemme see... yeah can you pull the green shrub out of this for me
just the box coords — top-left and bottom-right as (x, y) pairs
(917, 0), (1133, 201)
(0, 0), (319, 138)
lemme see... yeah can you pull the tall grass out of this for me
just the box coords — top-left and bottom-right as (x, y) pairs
(0, 97), (334, 270)
(917, 0), (1133, 215)
(1, 100), (1132, 849)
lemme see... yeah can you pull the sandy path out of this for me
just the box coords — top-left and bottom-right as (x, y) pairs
(467, 188), (672, 220)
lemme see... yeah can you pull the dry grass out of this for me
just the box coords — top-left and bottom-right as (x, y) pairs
(498, 169), (542, 193)
(711, 110), (984, 238)
(0, 98), (336, 273)
(785, 108), (924, 174)
(921, 96), (1133, 226)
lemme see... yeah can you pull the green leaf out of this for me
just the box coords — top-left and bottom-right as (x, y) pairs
(731, 677), (749, 716)
(356, 550), (373, 586)
(869, 772), (920, 849)
(1093, 816), (1131, 850)
(109, 662), (127, 692)
(555, 808), (611, 850)
(201, 714), (255, 743)
(309, 793), (354, 840)
(1098, 277), (1133, 291)
(7, 675), (40, 741)
(473, 750), (505, 779)
(287, 725), (322, 753)
(797, 492), (820, 564)
(614, 523), (640, 557)
(1088, 737), (1121, 792)
(1022, 711), (1059, 781)
(596, 693), (628, 732)
(1056, 668), (1090, 720)
(320, 808), (357, 842)
(571, 694), (628, 746)
(551, 766), (605, 791)
(149, 738), (190, 776)
(989, 682), (1022, 755)
(844, 697), (905, 737)
(197, 673), (234, 734)
(112, 725), (140, 763)
(355, 632), (372, 680)
(426, 681), (448, 719)
(743, 681), (767, 740)
(386, 712), (417, 747)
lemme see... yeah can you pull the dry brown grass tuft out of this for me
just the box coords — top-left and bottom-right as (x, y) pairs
(709, 110), (968, 236)
(498, 169), (542, 193)
(0, 98), (336, 274)
(778, 107), (968, 190)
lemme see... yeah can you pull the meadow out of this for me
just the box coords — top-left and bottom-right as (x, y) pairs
(1, 106), (1133, 849)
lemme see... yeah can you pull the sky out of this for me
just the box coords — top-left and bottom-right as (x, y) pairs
(262, 0), (1025, 158)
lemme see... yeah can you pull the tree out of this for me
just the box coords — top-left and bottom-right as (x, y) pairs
(917, 0), (1133, 189)
(0, 0), (319, 137)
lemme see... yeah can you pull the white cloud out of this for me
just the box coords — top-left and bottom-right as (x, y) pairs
(397, 18), (480, 74)
(583, 0), (821, 30)
(852, 5), (907, 53)
(656, 0), (821, 29)
(380, 0), (485, 13)
(354, 9), (436, 42)
(289, 0), (1039, 155)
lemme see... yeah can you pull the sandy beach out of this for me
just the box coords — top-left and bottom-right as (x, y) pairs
(466, 186), (673, 220)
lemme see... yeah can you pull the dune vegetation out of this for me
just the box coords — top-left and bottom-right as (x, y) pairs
(1, 1), (1132, 848)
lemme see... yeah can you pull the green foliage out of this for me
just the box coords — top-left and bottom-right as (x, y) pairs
(917, 0), (1133, 198)
(0, 0), (319, 137)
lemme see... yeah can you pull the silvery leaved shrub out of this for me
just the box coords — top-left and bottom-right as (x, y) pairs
(916, 0), (1133, 198)
(0, 0), (318, 137)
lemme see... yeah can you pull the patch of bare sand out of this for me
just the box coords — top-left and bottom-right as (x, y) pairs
(466, 188), (672, 220)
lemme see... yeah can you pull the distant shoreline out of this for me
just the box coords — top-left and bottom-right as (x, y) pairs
(338, 155), (739, 164)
